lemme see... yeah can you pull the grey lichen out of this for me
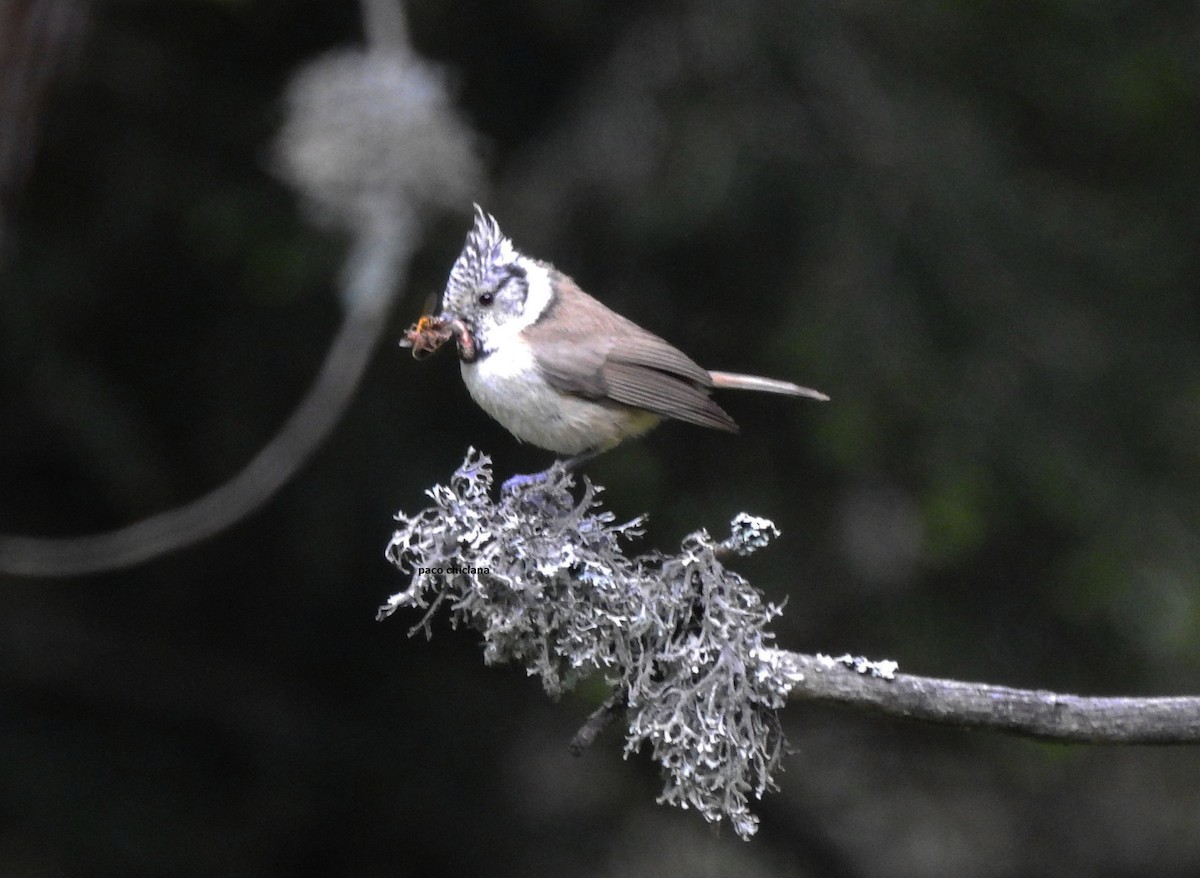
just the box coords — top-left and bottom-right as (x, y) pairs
(379, 449), (799, 838)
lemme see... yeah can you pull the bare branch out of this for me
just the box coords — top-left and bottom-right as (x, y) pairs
(781, 651), (1200, 744)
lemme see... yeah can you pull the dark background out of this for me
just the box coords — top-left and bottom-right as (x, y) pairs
(3, 1), (1200, 875)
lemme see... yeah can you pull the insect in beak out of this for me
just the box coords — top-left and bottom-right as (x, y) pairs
(399, 302), (475, 362)
(398, 313), (454, 360)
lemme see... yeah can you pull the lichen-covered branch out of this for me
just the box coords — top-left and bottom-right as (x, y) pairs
(781, 652), (1200, 744)
(379, 451), (1200, 839)
(379, 450), (792, 838)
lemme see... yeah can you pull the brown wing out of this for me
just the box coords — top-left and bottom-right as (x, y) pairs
(601, 360), (738, 432)
(526, 274), (738, 433)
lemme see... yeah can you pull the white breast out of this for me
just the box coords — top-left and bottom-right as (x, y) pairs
(460, 337), (659, 456)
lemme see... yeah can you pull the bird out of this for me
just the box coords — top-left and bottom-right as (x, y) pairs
(430, 205), (827, 476)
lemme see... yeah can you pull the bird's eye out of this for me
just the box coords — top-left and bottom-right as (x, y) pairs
(477, 292), (494, 306)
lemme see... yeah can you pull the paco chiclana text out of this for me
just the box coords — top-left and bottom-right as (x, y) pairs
(417, 565), (491, 576)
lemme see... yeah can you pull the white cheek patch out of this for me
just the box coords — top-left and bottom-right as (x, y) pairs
(478, 261), (554, 355)
(512, 262), (554, 333)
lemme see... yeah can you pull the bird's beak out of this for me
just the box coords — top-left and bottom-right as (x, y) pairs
(439, 312), (478, 363)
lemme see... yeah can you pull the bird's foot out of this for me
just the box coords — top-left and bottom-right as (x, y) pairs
(498, 467), (575, 517)
(500, 449), (602, 496)
(500, 469), (554, 495)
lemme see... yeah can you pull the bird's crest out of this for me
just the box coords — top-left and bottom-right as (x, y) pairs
(445, 204), (518, 300)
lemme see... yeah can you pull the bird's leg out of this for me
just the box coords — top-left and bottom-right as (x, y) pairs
(561, 448), (603, 472)
(499, 449), (603, 495)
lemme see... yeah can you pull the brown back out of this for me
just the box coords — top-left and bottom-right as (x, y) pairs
(523, 273), (738, 433)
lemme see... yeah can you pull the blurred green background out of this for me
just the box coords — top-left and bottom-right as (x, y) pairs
(3, 0), (1200, 875)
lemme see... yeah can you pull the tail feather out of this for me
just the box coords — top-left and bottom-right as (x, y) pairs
(708, 370), (829, 401)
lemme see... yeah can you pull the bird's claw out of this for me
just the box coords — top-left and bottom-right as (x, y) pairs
(500, 470), (553, 495)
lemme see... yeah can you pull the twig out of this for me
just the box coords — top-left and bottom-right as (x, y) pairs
(0, 223), (408, 576)
(570, 688), (627, 755)
(783, 651), (1200, 744)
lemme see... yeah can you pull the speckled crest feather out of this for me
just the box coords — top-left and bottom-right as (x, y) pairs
(444, 204), (518, 308)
